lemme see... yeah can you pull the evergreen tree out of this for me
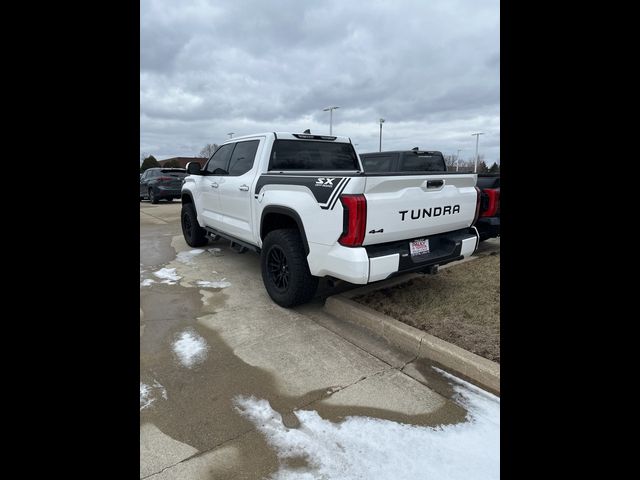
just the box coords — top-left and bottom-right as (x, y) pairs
(477, 160), (489, 173)
(140, 155), (160, 173)
(162, 159), (181, 168)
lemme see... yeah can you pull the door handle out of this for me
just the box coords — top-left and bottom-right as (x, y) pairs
(239, 185), (249, 191)
(426, 180), (444, 188)
(210, 182), (219, 188)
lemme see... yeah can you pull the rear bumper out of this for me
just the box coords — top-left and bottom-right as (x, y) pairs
(155, 186), (182, 197)
(476, 216), (500, 240)
(307, 227), (479, 284)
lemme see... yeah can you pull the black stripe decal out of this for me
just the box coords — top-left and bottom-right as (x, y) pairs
(328, 178), (351, 210)
(321, 177), (348, 209)
(255, 175), (348, 205)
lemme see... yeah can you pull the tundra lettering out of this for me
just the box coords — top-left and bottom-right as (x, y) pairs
(399, 205), (460, 221)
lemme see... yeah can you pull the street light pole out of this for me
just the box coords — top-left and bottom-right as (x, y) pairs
(227, 132), (234, 139)
(456, 149), (463, 172)
(323, 106), (340, 135)
(471, 132), (484, 173)
(379, 118), (385, 152)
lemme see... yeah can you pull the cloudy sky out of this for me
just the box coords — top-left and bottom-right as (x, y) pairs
(140, 0), (499, 164)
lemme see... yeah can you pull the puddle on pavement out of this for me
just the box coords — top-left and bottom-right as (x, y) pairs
(141, 235), (473, 477)
(141, 289), (472, 477)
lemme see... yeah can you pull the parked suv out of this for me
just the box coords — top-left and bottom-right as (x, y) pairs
(140, 168), (187, 203)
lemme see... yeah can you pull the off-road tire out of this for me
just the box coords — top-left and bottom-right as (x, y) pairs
(261, 229), (318, 307)
(181, 203), (208, 247)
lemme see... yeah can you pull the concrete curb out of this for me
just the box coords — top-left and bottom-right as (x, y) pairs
(323, 267), (500, 395)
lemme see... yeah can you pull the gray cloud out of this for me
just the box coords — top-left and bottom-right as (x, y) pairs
(141, 0), (499, 163)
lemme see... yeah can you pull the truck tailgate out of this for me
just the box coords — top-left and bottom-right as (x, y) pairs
(362, 174), (478, 246)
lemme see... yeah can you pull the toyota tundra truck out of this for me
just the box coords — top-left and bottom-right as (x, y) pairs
(180, 132), (481, 307)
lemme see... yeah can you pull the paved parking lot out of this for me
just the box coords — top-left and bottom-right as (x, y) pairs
(140, 201), (500, 479)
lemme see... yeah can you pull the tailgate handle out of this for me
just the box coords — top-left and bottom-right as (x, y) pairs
(427, 180), (444, 188)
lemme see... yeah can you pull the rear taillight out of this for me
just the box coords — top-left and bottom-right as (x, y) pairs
(480, 188), (500, 217)
(472, 186), (482, 226)
(338, 194), (367, 247)
(157, 176), (173, 182)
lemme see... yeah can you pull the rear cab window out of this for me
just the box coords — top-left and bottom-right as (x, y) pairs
(399, 152), (446, 172)
(360, 151), (447, 173)
(269, 140), (359, 171)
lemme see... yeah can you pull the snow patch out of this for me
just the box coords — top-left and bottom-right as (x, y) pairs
(172, 330), (209, 368)
(140, 380), (168, 410)
(140, 278), (156, 287)
(140, 383), (155, 411)
(176, 249), (204, 265)
(153, 267), (182, 285)
(235, 371), (499, 480)
(207, 248), (223, 256)
(196, 279), (231, 289)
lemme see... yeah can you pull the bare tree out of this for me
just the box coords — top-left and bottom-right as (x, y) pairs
(444, 155), (456, 170)
(199, 143), (219, 159)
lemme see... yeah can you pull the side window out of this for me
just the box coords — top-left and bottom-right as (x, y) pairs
(205, 144), (235, 174)
(361, 154), (396, 172)
(227, 140), (259, 176)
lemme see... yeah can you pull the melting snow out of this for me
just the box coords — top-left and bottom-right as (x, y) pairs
(172, 330), (209, 368)
(140, 278), (156, 287)
(195, 279), (231, 289)
(140, 380), (168, 410)
(153, 268), (182, 285)
(140, 383), (154, 411)
(235, 369), (499, 480)
(176, 249), (205, 265)
(207, 248), (223, 256)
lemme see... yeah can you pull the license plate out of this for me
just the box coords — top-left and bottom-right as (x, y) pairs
(409, 238), (430, 256)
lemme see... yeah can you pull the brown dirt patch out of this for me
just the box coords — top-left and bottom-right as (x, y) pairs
(353, 253), (500, 363)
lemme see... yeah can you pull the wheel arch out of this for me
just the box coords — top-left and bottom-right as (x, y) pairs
(181, 190), (194, 204)
(260, 206), (309, 256)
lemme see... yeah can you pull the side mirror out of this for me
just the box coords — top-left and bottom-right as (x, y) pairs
(186, 162), (202, 175)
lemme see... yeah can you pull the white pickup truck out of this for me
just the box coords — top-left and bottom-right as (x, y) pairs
(181, 132), (480, 307)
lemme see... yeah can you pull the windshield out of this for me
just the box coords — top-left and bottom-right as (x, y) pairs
(269, 140), (359, 171)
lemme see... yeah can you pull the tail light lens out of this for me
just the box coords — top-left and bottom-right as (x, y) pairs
(472, 186), (482, 226)
(338, 194), (367, 247)
(480, 188), (500, 217)
(157, 176), (173, 182)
